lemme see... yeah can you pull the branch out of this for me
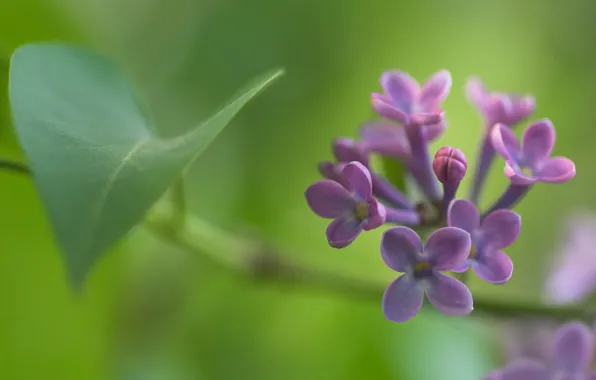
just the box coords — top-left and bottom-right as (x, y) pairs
(144, 202), (596, 323)
(0, 158), (30, 174)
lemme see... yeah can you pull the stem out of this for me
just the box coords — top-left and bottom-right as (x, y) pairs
(469, 132), (494, 205)
(404, 123), (441, 201)
(170, 179), (187, 227)
(483, 183), (532, 217)
(0, 158), (30, 174)
(145, 201), (596, 323)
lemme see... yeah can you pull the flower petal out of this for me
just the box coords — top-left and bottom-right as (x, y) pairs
(473, 250), (513, 284)
(342, 161), (373, 200)
(500, 360), (549, 380)
(465, 76), (488, 109)
(508, 95), (536, 126)
(553, 322), (594, 372)
(447, 199), (480, 234)
(425, 227), (472, 270)
(382, 274), (424, 322)
(480, 209), (521, 249)
(381, 226), (422, 272)
(491, 123), (521, 162)
(361, 197), (386, 231)
(535, 156), (576, 183)
(326, 218), (362, 248)
(359, 120), (410, 158)
(483, 370), (502, 380)
(305, 180), (354, 218)
(418, 69), (452, 111)
(424, 120), (447, 141)
(589, 372), (596, 380)
(371, 93), (409, 124)
(522, 119), (555, 167)
(426, 273), (473, 316)
(380, 71), (419, 113)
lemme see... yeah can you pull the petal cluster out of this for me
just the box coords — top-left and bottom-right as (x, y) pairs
(303, 68), (576, 323)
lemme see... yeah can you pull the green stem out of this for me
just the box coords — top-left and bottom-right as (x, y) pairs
(170, 179), (187, 227)
(0, 158), (30, 174)
(145, 202), (596, 323)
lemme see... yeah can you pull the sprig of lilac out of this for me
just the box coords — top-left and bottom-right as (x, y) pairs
(303, 68), (576, 324)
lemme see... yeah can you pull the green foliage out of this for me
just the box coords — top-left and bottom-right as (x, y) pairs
(8, 43), (283, 288)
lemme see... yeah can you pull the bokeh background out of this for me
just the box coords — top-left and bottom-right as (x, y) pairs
(0, 0), (594, 379)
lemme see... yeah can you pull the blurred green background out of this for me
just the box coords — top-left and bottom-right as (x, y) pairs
(0, 0), (594, 379)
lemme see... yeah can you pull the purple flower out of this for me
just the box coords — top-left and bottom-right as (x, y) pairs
(466, 77), (535, 128)
(359, 119), (444, 160)
(380, 226), (473, 322)
(371, 70), (451, 127)
(544, 213), (596, 305)
(491, 322), (596, 380)
(306, 161), (386, 248)
(491, 119), (576, 185)
(447, 199), (520, 284)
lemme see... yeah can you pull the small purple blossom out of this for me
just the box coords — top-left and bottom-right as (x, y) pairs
(491, 119), (576, 185)
(447, 199), (520, 284)
(544, 213), (596, 305)
(306, 161), (386, 248)
(380, 226), (473, 322)
(489, 322), (596, 380)
(466, 77), (536, 128)
(371, 70), (451, 127)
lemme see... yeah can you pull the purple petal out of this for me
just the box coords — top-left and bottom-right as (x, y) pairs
(424, 227), (472, 270)
(371, 93), (409, 124)
(483, 370), (502, 380)
(491, 124), (521, 162)
(305, 180), (355, 218)
(359, 120), (410, 158)
(473, 250), (513, 284)
(326, 218), (362, 248)
(465, 76), (488, 109)
(361, 197), (386, 231)
(426, 273), (473, 316)
(500, 360), (549, 380)
(381, 227), (422, 272)
(535, 156), (576, 183)
(380, 71), (419, 113)
(508, 95), (536, 125)
(418, 69), (452, 111)
(522, 119), (555, 167)
(382, 274), (424, 323)
(480, 209), (521, 249)
(447, 199), (480, 234)
(553, 322), (594, 372)
(589, 372), (596, 380)
(424, 120), (447, 141)
(342, 161), (372, 200)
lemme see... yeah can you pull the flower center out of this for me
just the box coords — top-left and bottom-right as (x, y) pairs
(413, 261), (433, 279)
(520, 165), (533, 177)
(355, 201), (369, 221)
(469, 244), (478, 260)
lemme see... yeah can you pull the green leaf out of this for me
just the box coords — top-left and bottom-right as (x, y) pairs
(9, 43), (283, 288)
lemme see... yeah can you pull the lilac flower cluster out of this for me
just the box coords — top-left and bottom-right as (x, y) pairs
(486, 321), (596, 380)
(304, 69), (576, 322)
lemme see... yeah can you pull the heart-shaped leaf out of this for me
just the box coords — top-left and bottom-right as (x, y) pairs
(9, 43), (283, 288)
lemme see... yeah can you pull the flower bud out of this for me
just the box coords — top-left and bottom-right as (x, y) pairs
(332, 137), (368, 166)
(432, 146), (467, 184)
